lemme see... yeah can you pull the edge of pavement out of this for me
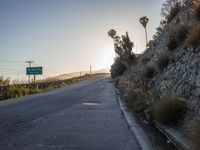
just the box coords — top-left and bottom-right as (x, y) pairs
(115, 87), (156, 150)
(114, 84), (194, 150)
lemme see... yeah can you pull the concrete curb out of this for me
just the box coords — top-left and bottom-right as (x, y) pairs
(153, 121), (194, 150)
(115, 88), (156, 150)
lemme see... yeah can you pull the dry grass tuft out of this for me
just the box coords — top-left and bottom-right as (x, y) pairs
(193, 6), (200, 22)
(156, 52), (172, 70)
(167, 24), (188, 51)
(167, 37), (178, 51)
(175, 24), (188, 45)
(190, 119), (200, 150)
(153, 97), (187, 125)
(185, 25), (200, 48)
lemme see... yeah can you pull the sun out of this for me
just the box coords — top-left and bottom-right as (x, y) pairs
(98, 45), (115, 69)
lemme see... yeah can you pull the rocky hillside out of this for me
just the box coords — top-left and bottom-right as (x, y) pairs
(146, 0), (200, 120)
(111, 0), (200, 149)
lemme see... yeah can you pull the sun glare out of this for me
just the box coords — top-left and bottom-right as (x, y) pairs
(99, 45), (115, 69)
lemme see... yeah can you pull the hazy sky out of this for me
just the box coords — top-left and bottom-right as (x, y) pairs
(0, 0), (165, 80)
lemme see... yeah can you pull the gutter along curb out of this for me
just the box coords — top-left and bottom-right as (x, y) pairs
(115, 87), (156, 150)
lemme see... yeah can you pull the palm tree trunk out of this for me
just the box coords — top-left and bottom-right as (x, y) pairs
(145, 27), (148, 48)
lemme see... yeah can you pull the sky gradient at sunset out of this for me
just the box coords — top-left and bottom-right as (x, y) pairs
(0, 0), (165, 80)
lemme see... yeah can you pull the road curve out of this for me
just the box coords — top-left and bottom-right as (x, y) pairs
(0, 75), (140, 150)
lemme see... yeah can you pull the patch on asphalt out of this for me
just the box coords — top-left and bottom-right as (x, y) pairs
(81, 102), (100, 106)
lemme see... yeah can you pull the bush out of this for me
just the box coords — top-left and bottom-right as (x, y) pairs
(29, 86), (40, 94)
(167, 37), (178, 51)
(156, 52), (172, 70)
(18, 87), (29, 96)
(175, 24), (188, 45)
(2, 87), (12, 99)
(142, 57), (150, 65)
(143, 66), (156, 79)
(1, 86), (21, 99)
(167, 25), (188, 51)
(185, 25), (200, 48)
(123, 77), (159, 118)
(110, 57), (125, 78)
(153, 97), (187, 125)
(190, 119), (200, 150)
(132, 100), (149, 115)
(193, 6), (200, 22)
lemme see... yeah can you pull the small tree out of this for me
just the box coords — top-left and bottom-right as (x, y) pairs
(139, 16), (149, 47)
(108, 29), (135, 67)
(108, 29), (136, 78)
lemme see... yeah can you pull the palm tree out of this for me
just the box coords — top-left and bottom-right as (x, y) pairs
(139, 16), (149, 47)
(108, 29), (116, 39)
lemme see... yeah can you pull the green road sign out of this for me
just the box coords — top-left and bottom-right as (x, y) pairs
(26, 67), (42, 75)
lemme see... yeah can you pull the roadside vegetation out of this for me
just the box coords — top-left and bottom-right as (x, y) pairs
(185, 24), (200, 48)
(152, 97), (187, 124)
(190, 119), (200, 150)
(156, 52), (173, 70)
(110, 57), (125, 78)
(108, 29), (136, 78)
(107, 0), (191, 121)
(0, 74), (103, 101)
(109, 0), (195, 148)
(143, 66), (156, 79)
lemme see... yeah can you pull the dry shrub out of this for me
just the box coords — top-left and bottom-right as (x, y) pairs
(1, 86), (29, 99)
(185, 25), (200, 48)
(167, 36), (178, 51)
(190, 119), (200, 150)
(142, 57), (150, 65)
(193, 6), (200, 22)
(143, 66), (156, 79)
(110, 57), (125, 78)
(29, 86), (40, 94)
(156, 52), (172, 70)
(118, 71), (159, 117)
(153, 97), (187, 125)
(167, 24), (188, 51)
(175, 24), (188, 44)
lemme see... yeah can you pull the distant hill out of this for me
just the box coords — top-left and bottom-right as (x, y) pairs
(47, 69), (110, 80)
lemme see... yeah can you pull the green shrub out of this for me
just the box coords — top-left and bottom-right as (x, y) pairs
(124, 90), (150, 117)
(153, 97), (187, 125)
(110, 57), (125, 78)
(156, 52), (172, 70)
(185, 25), (200, 48)
(190, 119), (200, 150)
(143, 66), (156, 79)
(132, 100), (149, 115)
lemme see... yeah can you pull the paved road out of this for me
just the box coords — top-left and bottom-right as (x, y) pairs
(0, 76), (140, 150)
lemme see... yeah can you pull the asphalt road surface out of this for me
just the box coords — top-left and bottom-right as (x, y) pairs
(0, 75), (141, 150)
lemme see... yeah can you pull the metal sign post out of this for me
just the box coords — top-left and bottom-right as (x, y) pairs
(26, 67), (43, 83)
